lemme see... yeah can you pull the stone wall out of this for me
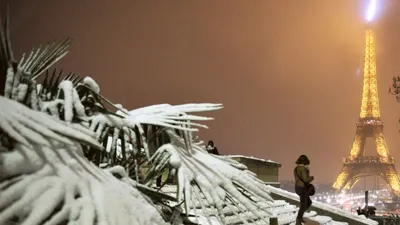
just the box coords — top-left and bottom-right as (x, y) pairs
(141, 155), (282, 187)
(230, 156), (281, 186)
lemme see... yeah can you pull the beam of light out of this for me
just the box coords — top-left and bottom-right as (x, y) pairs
(366, 0), (377, 22)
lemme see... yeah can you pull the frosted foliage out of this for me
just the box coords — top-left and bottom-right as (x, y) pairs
(148, 129), (277, 225)
(83, 76), (100, 93)
(4, 64), (32, 105)
(0, 72), (369, 225)
(161, 185), (354, 225)
(0, 97), (168, 225)
(88, 102), (223, 161)
(3, 62), (85, 123)
(0, 25), (362, 225)
(127, 103), (223, 132)
(0, 96), (102, 150)
(88, 113), (125, 139)
(56, 80), (86, 123)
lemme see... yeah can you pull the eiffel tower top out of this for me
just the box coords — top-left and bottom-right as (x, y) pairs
(359, 0), (380, 121)
(359, 27), (382, 121)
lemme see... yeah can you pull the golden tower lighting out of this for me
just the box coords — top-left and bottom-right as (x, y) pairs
(333, 0), (400, 196)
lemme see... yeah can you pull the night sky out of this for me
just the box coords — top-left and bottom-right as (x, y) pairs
(3, 0), (400, 184)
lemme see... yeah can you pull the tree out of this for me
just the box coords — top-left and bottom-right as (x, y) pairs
(389, 76), (400, 131)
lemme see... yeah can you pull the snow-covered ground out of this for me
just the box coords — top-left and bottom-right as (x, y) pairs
(266, 185), (379, 225)
(159, 184), (377, 225)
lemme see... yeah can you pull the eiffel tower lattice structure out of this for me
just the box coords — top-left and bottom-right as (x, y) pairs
(332, 26), (400, 196)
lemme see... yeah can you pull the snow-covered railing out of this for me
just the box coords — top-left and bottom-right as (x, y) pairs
(264, 181), (281, 187)
(226, 155), (281, 165)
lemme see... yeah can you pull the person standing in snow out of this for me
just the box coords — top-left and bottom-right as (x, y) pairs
(206, 140), (220, 155)
(294, 155), (314, 224)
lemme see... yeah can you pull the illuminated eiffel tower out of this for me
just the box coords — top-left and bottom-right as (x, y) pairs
(332, 24), (400, 196)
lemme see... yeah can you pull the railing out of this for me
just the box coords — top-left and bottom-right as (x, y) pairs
(357, 119), (383, 126)
(343, 156), (394, 164)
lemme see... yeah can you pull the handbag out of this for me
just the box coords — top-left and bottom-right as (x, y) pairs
(295, 167), (316, 196)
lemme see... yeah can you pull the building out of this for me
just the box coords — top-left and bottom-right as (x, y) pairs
(227, 155), (281, 187)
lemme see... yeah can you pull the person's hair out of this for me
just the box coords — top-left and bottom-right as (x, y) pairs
(208, 140), (214, 146)
(295, 155), (310, 165)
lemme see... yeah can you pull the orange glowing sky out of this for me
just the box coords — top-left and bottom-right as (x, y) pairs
(2, 0), (400, 184)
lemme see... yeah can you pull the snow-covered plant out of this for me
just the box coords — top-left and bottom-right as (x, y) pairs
(0, 96), (170, 225)
(145, 130), (278, 224)
(0, 11), (282, 225)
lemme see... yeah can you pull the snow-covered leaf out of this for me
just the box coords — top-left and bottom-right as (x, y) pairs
(146, 129), (276, 225)
(0, 96), (102, 150)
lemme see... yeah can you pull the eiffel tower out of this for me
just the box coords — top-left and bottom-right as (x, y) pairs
(332, 25), (400, 196)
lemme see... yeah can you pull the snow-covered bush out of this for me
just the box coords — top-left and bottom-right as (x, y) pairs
(0, 12), (279, 225)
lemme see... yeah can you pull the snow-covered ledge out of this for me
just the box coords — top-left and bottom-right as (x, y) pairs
(226, 155), (280, 165)
(265, 185), (378, 225)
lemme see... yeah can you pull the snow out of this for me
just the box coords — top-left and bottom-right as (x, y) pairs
(265, 185), (379, 225)
(126, 103), (223, 132)
(17, 83), (28, 101)
(0, 36), (380, 225)
(0, 85), (379, 225)
(188, 216), (221, 225)
(0, 96), (102, 150)
(148, 132), (279, 224)
(83, 76), (100, 93)
(4, 65), (15, 98)
(105, 136), (134, 154)
(58, 80), (86, 123)
(11, 67), (22, 100)
(150, 144), (182, 168)
(160, 184), (356, 225)
(0, 96), (170, 224)
(226, 154), (281, 165)
(0, 69), (381, 225)
(36, 83), (43, 93)
(265, 181), (281, 185)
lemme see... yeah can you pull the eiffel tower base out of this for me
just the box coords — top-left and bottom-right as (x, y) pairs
(333, 23), (400, 197)
(333, 157), (400, 196)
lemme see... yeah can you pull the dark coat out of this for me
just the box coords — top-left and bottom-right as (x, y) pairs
(294, 165), (314, 188)
(207, 146), (220, 155)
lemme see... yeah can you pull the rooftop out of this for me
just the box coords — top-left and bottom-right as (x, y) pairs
(226, 154), (281, 165)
